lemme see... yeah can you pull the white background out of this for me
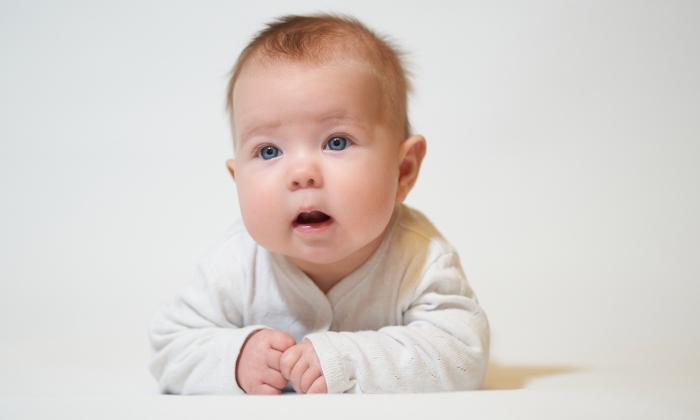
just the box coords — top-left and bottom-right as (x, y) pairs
(1, 0), (699, 404)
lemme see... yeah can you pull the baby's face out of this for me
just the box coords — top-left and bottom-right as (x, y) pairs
(230, 60), (404, 273)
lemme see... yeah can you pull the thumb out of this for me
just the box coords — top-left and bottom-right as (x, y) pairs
(279, 345), (301, 381)
(307, 376), (328, 394)
(270, 331), (296, 352)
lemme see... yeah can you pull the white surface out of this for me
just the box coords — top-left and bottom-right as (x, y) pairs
(1, 0), (699, 418)
(2, 352), (700, 419)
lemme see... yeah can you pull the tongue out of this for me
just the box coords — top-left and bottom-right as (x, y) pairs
(297, 211), (330, 224)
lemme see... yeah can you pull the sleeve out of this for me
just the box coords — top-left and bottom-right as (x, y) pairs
(305, 252), (490, 394)
(147, 259), (268, 395)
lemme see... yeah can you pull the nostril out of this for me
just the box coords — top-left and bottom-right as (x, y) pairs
(290, 175), (319, 189)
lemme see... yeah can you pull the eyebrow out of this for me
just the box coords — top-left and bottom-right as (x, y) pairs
(318, 111), (371, 132)
(237, 120), (282, 145)
(236, 110), (372, 145)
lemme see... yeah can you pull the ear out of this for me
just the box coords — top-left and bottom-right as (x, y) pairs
(396, 134), (427, 203)
(226, 158), (236, 181)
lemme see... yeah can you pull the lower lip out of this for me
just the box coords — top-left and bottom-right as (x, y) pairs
(292, 218), (333, 233)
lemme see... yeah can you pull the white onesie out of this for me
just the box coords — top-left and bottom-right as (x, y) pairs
(148, 204), (489, 394)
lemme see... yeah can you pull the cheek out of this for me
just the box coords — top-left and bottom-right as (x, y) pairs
(236, 171), (283, 246)
(331, 158), (398, 225)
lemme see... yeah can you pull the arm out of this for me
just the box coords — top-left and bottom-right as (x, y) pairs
(148, 259), (273, 394)
(305, 252), (490, 394)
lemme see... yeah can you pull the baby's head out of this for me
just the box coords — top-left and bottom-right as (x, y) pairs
(225, 14), (426, 288)
(227, 14), (412, 142)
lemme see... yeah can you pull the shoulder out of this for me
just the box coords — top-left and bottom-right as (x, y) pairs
(198, 219), (260, 285)
(392, 204), (457, 257)
(386, 205), (471, 298)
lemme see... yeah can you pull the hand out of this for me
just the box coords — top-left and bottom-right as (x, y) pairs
(280, 338), (327, 394)
(236, 329), (296, 394)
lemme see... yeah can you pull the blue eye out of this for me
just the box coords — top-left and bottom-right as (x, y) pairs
(259, 146), (281, 160)
(326, 136), (348, 151)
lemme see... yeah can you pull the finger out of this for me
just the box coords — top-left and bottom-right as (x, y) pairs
(299, 365), (323, 394)
(279, 346), (301, 380)
(250, 383), (282, 395)
(307, 376), (328, 394)
(289, 357), (310, 394)
(269, 332), (296, 352)
(263, 368), (289, 391)
(266, 349), (283, 371)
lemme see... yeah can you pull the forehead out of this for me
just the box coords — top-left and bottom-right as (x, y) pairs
(234, 57), (380, 102)
(232, 60), (385, 143)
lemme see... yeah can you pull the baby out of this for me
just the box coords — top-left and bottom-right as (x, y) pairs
(149, 14), (489, 395)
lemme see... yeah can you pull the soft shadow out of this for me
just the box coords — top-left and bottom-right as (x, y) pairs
(482, 361), (580, 390)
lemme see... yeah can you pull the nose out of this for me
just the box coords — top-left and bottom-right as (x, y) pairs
(288, 154), (323, 191)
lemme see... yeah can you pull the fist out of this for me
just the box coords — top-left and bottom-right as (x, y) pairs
(280, 338), (327, 394)
(236, 329), (296, 394)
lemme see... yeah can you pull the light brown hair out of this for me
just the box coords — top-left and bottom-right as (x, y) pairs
(226, 14), (412, 138)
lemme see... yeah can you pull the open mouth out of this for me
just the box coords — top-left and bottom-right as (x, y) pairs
(293, 211), (331, 227)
